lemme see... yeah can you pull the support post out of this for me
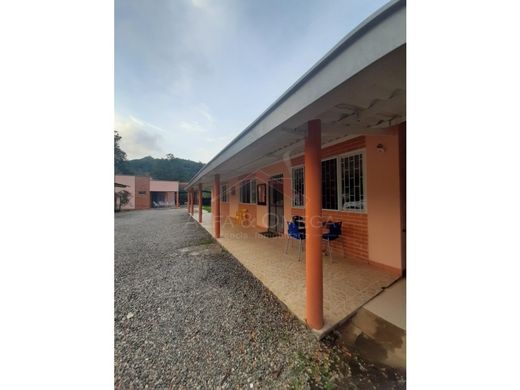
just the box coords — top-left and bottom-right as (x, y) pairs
(305, 119), (323, 330)
(213, 174), (221, 238)
(198, 183), (203, 223)
(190, 188), (195, 217)
(176, 191), (179, 208)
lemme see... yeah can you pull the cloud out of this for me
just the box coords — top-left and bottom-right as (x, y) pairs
(178, 120), (207, 134)
(190, 0), (211, 9)
(115, 115), (165, 159)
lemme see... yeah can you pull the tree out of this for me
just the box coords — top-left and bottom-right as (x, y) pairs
(166, 153), (175, 160)
(115, 190), (131, 212)
(114, 130), (127, 173)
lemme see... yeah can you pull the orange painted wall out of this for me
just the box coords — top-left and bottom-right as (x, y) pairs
(227, 177), (240, 222)
(150, 180), (179, 192)
(220, 202), (230, 218)
(213, 129), (404, 273)
(366, 129), (403, 272)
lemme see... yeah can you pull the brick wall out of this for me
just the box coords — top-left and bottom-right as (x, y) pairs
(134, 176), (151, 209)
(289, 136), (369, 262)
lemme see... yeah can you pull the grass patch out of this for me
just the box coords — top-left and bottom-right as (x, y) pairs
(197, 238), (214, 246)
(288, 348), (344, 390)
(202, 205), (211, 213)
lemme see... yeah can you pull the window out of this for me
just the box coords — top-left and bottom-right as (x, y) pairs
(341, 153), (365, 210)
(322, 158), (338, 210)
(240, 180), (249, 203)
(250, 179), (257, 203)
(289, 150), (365, 212)
(292, 167), (304, 207)
(239, 179), (257, 203)
(221, 184), (228, 202)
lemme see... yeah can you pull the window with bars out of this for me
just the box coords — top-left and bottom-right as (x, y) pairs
(240, 180), (250, 203)
(221, 184), (228, 202)
(289, 150), (365, 212)
(322, 158), (338, 210)
(251, 179), (257, 203)
(239, 179), (257, 203)
(292, 167), (304, 207)
(341, 153), (365, 210)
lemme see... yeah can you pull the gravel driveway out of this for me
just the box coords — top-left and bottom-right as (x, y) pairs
(115, 209), (405, 389)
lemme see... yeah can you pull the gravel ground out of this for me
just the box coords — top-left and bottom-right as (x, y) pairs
(115, 208), (405, 389)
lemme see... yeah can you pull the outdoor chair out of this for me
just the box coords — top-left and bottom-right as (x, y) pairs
(153, 201), (159, 208)
(322, 222), (342, 263)
(292, 215), (305, 231)
(285, 221), (305, 261)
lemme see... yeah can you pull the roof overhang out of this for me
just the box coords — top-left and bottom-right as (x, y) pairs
(188, 0), (406, 189)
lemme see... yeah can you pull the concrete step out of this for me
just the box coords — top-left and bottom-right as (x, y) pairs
(335, 279), (406, 370)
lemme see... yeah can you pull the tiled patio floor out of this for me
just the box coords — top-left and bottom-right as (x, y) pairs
(194, 208), (399, 337)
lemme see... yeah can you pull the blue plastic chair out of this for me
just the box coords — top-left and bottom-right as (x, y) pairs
(322, 222), (342, 263)
(285, 221), (305, 261)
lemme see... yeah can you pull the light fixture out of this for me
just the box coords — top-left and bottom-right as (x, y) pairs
(376, 143), (385, 153)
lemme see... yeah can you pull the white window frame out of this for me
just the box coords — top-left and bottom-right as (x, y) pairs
(337, 149), (367, 213)
(239, 179), (257, 204)
(291, 165), (304, 208)
(290, 148), (367, 213)
(251, 179), (257, 204)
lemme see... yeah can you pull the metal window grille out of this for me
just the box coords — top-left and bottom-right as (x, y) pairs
(240, 179), (255, 203)
(240, 180), (248, 203)
(341, 153), (365, 210)
(322, 158), (338, 209)
(221, 184), (228, 202)
(251, 180), (257, 204)
(292, 167), (304, 207)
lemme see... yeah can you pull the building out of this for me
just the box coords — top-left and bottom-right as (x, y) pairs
(115, 175), (180, 210)
(185, 0), (406, 366)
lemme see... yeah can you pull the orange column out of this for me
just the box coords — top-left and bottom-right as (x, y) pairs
(176, 191), (179, 207)
(188, 189), (192, 215)
(190, 189), (194, 215)
(213, 174), (221, 238)
(198, 183), (203, 223)
(187, 190), (190, 213)
(305, 119), (323, 330)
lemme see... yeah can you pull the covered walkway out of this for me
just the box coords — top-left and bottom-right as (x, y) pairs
(194, 207), (399, 337)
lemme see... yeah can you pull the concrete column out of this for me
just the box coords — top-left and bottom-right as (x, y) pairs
(188, 189), (193, 215)
(305, 119), (323, 330)
(176, 191), (179, 208)
(198, 183), (203, 223)
(213, 174), (221, 238)
(190, 189), (194, 215)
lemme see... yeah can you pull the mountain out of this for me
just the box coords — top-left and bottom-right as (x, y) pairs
(119, 156), (204, 182)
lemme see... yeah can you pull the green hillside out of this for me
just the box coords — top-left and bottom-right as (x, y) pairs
(119, 155), (204, 182)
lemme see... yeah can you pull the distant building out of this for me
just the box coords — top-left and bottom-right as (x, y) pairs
(115, 175), (180, 210)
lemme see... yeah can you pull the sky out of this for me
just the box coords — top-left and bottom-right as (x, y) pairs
(115, 0), (390, 163)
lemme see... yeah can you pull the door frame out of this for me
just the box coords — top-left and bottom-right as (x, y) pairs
(268, 174), (284, 233)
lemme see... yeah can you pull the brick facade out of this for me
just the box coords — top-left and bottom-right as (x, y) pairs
(134, 176), (151, 209)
